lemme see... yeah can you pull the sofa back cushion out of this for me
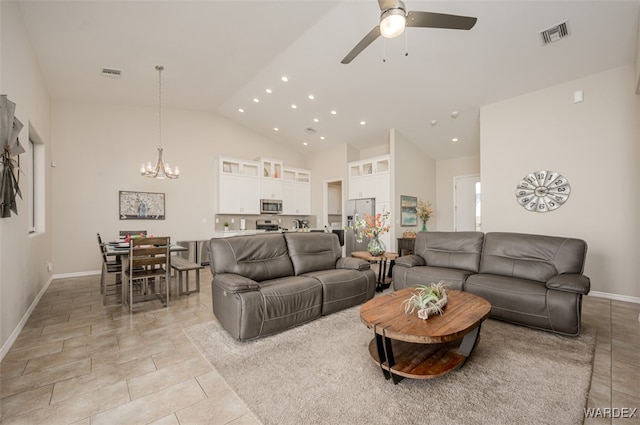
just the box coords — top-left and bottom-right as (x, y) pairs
(414, 231), (484, 273)
(479, 232), (587, 282)
(209, 233), (294, 282)
(284, 232), (341, 275)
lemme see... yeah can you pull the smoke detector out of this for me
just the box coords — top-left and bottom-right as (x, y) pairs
(101, 67), (122, 77)
(540, 21), (569, 45)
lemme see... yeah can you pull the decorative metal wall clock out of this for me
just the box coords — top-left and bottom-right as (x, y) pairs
(515, 170), (571, 213)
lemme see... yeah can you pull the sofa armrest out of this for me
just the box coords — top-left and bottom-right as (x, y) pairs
(546, 274), (590, 295)
(394, 255), (426, 268)
(336, 257), (371, 271)
(213, 273), (260, 293)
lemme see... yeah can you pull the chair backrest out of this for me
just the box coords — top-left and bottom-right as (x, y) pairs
(129, 236), (170, 274)
(120, 230), (148, 238)
(97, 233), (108, 263)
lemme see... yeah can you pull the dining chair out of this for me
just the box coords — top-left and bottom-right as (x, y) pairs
(97, 233), (122, 305)
(124, 236), (171, 313)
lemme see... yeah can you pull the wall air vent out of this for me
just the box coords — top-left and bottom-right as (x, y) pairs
(101, 68), (122, 77)
(540, 21), (569, 45)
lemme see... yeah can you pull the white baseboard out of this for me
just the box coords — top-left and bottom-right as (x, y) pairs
(588, 291), (640, 305)
(0, 275), (54, 361)
(52, 270), (100, 279)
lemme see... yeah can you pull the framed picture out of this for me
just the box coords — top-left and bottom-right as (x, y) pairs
(400, 195), (418, 226)
(119, 191), (165, 220)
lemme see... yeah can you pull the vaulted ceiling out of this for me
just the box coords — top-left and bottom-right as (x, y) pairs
(17, 1), (640, 159)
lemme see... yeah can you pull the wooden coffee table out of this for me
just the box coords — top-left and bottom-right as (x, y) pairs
(359, 288), (491, 384)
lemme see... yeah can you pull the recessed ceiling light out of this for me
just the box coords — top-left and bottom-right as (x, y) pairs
(303, 142), (308, 146)
(253, 98), (259, 103)
(308, 94), (315, 100)
(265, 88), (273, 94)
(451, 111), (459, 118)
(274, 127), (279, 131)
(452, 138), (459, 143)
(313, 118), (319, 123)
(320, 136), (325, 140)
(291, 104), (297, 109)
(430, 120), (438, 126)
(281, 76), (289, 82)
(238, 108), (244, 113)
(330, 110), (337, 115)
(360, 121), (366, 126)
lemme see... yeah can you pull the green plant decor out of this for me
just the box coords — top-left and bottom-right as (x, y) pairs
(402, 281), (448, 320)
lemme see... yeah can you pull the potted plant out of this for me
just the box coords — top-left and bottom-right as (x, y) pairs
(416, 198), (433, 232)
(223, 222), (229, 231)
(345, 208), (391, 256)
(402, 281), (448, 320)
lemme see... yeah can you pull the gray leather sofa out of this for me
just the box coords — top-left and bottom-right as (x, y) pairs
(209, 232), (376, 340)
(393, 231), (590, 336)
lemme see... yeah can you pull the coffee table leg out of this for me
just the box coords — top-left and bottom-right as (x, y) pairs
(458, 323), (482, 358)
(374, 326), (403, 384)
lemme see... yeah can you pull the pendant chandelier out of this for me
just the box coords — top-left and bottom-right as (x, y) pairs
(140, 65), (179, 179)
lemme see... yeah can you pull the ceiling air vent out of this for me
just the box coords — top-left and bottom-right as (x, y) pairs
(101, 68), (122, 77)
(540, 21), (569, 45)
(304, 127), (316, 134)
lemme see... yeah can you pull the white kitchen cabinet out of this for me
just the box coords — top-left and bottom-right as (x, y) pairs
(282, 167), (311, 215)
(348, 155), (390, 202)
(259, 158), (284, 200)
(217, 157), (260, 214)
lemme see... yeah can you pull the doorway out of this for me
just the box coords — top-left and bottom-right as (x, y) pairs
(324, 179), (343, 230)
(454, 175), (481, 231)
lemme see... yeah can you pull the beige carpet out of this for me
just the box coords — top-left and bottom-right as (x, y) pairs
(185, 306), (595, 425)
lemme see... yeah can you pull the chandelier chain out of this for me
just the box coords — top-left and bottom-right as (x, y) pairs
(156, 65), (163, 149)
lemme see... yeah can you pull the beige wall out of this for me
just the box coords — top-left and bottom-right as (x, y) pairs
(480, 65), (639, 300)
(435, 155), (480, 231)
(51, 101), (306, 275)
(304, 144), (348, 228)
(1, 1), (53, 355)
(391, 130), (436, 241)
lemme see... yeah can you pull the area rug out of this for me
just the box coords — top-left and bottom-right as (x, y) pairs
(185, 307), (595, 425)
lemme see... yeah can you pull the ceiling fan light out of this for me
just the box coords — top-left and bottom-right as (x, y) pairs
(380, 9), (406, 38)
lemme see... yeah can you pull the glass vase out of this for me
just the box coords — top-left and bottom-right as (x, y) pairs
(421, 220), (428, 232)
(367, 235), (386, 256)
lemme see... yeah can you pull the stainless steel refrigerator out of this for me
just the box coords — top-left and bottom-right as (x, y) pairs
(345, 198), (375, 257)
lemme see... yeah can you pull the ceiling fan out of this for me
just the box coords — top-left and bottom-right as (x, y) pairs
(341, 0), (477, 64)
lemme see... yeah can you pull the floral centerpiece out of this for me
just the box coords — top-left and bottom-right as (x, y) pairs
(346, 209), (391, 256)
(402, 281), (448, 320)
(416, 198), (433, 232)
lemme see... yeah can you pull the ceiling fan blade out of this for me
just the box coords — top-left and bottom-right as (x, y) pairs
(341, 26), (381, 64)
(406, 11), (477, 30)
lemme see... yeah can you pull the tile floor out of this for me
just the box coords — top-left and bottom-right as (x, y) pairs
(0, 269), (638, 425)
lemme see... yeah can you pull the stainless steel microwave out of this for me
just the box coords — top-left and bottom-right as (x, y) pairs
(260, 199), (283, 214)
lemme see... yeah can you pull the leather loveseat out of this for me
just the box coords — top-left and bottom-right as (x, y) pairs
(208, 232), (376, 340)
(393, 231), (590, 336)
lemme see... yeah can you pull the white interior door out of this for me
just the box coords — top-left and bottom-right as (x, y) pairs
(454, 175), (481, 231)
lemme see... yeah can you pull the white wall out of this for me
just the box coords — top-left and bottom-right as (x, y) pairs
(436, 155), (480, 231)
(51, 101), (306, 275)
(304, 143), (348, 227)
(480, 65), (639, 299)
(391, 130), (436, 241)
(1, 1), (53, 355)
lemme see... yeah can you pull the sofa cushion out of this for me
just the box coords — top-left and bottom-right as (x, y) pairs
(284, 232), (341, 275)
(393, 266), (472, 291)
(209, 233), (294, 282)
(303, 269), (373, 315)
(414, 231), (484, 273)
(479, 233), (587, 283)
(465, 273), (550, 329)
(259, 276), (323, 336)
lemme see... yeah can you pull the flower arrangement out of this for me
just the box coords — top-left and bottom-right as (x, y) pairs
(346, 210), (390, 243)
(402, 281), (448, 320)
(416, 198), (433, 223)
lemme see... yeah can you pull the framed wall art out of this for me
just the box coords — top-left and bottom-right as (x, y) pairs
(400, 195), (418, 226)
(119, 191), (165, 220)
